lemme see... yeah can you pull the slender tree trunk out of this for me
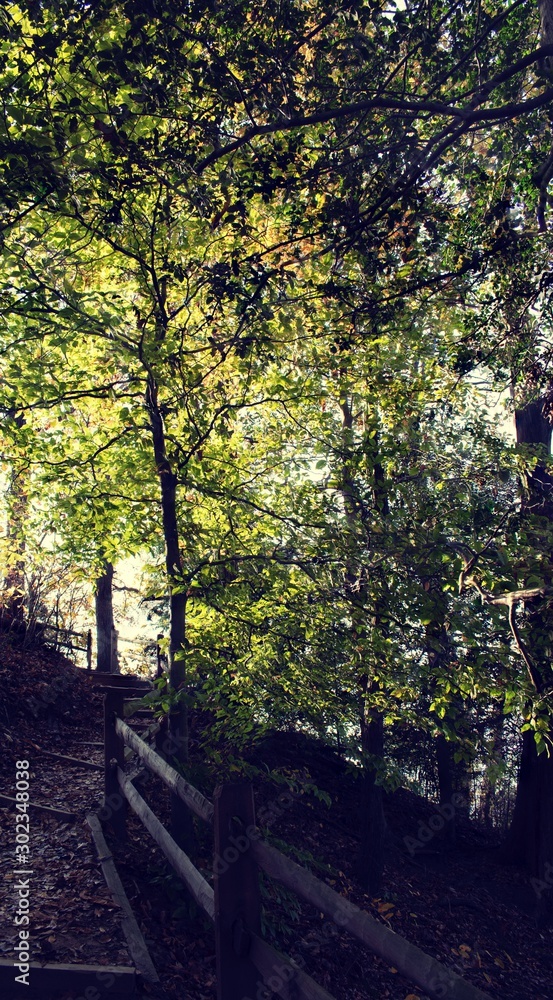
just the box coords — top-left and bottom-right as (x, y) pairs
(340, 400), (387, 892)
(95, 560), (117, 672)
(146, 373), (194, 851)
(425, 609), (463, 842)
(479, 708), (505, 829)
(501, 396), (553, 924)
(511, 9), (553, 905)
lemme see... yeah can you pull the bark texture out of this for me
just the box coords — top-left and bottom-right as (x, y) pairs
(95, 560), (117, 673)
(540, 0), (553, 49)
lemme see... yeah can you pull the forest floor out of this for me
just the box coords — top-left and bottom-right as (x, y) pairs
(0, 632), (552, 1000)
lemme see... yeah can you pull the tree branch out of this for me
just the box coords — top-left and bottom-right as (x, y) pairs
(194, 47), (553, 173)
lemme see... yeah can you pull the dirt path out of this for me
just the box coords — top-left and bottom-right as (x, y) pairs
(0, 718), (132, 973)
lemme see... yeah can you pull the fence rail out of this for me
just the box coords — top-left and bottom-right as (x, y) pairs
(115, 716), (214, 822)
(102, 690), (493, 1000)
(39, 622), (92, 668)
(0, 610), (93, 669)
(117, 766), (216, 919)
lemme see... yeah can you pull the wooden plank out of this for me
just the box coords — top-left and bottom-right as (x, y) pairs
(36, 622), (88, 641)
(115, 717), (214, 825)
(0, 958), (134, 998)
(251, 841), (492, 1000)
(249, 932), (336, 1000)
(41, 749), (103, 771)
(117, 767), (215, 920)
(86, 812), (160, 984)
(0, 794), (75, 822)
(214, 784), (261, 1000)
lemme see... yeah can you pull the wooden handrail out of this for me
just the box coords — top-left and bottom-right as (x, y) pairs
(107, 705), (492, 1000)
(86, 812), (160, 985)
(251, 840), (490, 1000)
(116, 767), (215, 920)
(117, 769), (332, 1000)
(248, 932), (335, 1000)
(115, 716), (214, 824)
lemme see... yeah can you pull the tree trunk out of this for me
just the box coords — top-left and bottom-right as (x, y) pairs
(503, 725), (553, 925)
(146, 373), (194, 851)
(539, 1), (553, 53)
(425, 607), (459, 843)
(95, 560), (116, 672)
(478, 707), (505, 829)
(501, 396), (553, 924)
(340, 401), (388, 893)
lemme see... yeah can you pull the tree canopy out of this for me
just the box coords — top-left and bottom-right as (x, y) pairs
(2, 0), (553, 907)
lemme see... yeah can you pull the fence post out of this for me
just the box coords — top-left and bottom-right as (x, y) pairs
(155, 715), (168, 760)
(103, 689), (126, 841)
(214, 783), (261, 1000)
(86, 629), (92, 671)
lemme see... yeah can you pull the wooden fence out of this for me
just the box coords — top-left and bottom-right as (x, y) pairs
(103, 688), (494, 1000)
(39, 622), (92, 669)
(0, 608), (93, 669)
